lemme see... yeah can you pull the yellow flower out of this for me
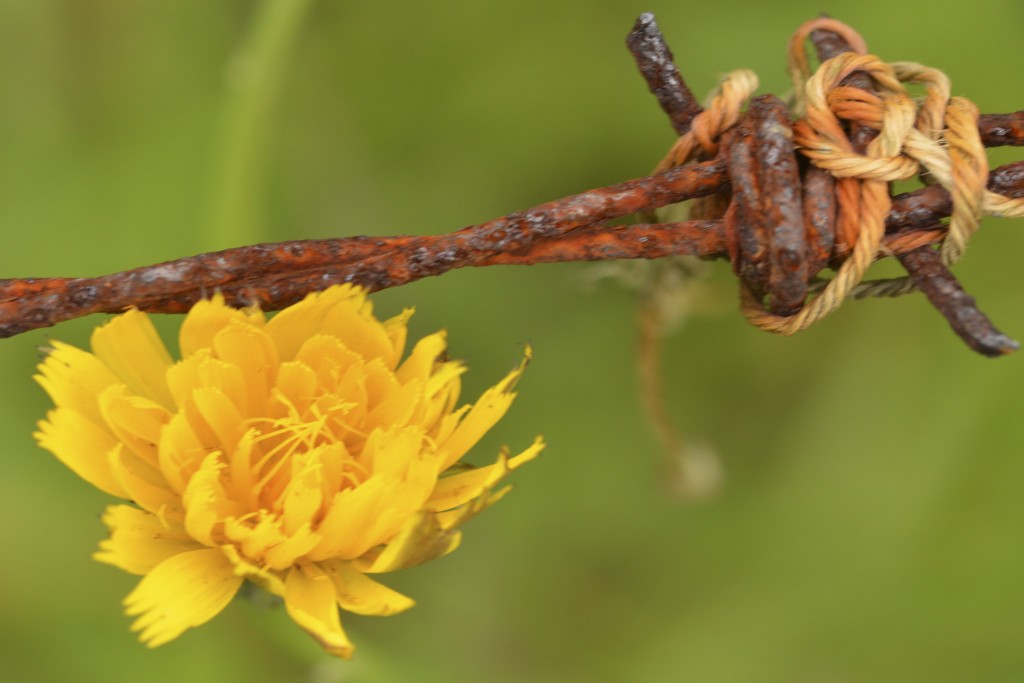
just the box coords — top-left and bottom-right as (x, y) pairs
(34, 284), (541, 658)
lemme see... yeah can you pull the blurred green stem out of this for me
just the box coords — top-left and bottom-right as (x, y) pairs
(206, 0), (313, 249)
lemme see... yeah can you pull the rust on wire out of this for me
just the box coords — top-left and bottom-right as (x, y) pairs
(978, 111), (1024, 148)
(898, 246), (1019, 356)
(0, 160), (726, 338)
(1, 161), (1012, 340)
(1, 14), (1023, 358)
(626, 12), (703, 136)
(724, 95), (807, 315)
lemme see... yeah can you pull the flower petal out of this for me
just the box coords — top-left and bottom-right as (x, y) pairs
(108, 444), (183, 517)
(190, 386), (245, 455)
(364, 379), (423, 433)
(435, 485), (511, 531)
(266, 284), (366, 361)
(35, 408), (127, 498)
(223, 512), (287, 565)
(34, 340), (119, 425)
(94, 505), (200, 575)
(354, 510), (462, 574)
(393, 331), (466, 406)
(211, 319), (278, 416)
(437, 351), (529, 469)
(263, 526), (320, 570)
(308, 480), (387, 562)
(320, 293), (400, 367)
(325, 561), (415, 616)
(394, 332), (468, 435)
(178, 293), (264, 359)
(310, 428), (441, 561)
(183, 453), (243, 546)
(157, 412), (210, 494)
(381, 308), (415, 368)
(294, 334), (364, 389)
(220, 545), (285, 596)
(281, 454), (325, 535)
(90, 309), (175, 409)
(427, 437), (544, 512)
(284, 564), (354, 658)
(272, 360), (317, 418)
(425, 360), (465, 404)
(98, 384), (171, 468)
(124, 547), (243, 647)
(167, 353), (244, 418)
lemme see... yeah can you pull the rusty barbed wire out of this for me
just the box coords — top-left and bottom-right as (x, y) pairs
(0, 14), (1022, 358)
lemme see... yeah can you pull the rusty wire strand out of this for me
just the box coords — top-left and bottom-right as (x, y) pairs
(0, 15), (1022, 359)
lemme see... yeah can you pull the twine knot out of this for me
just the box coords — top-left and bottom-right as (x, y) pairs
(655, 17), (1024, 335)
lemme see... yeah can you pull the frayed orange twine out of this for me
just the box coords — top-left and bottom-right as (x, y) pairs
(654, 17), (1024, 335)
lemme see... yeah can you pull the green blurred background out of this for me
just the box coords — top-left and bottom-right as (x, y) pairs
(2, 1), (1024, 681)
